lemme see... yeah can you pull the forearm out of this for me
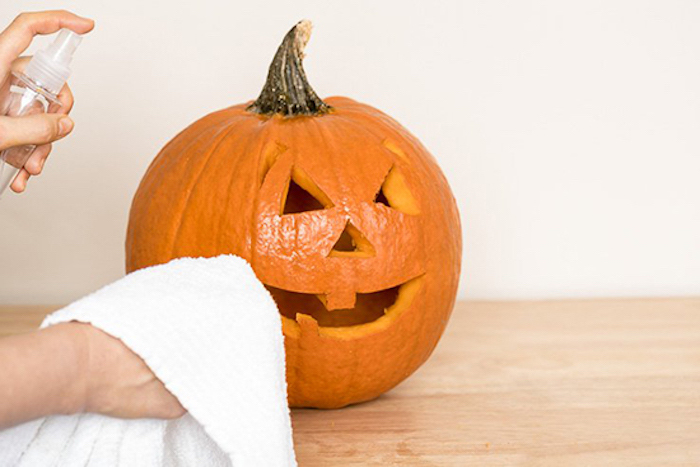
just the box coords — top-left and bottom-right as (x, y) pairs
(0, 323), (87, 429)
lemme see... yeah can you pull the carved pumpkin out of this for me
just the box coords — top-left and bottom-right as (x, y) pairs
(126, 21), (461, 408)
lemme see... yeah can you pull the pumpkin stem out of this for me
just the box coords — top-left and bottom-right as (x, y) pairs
(247, 20), (331, 117)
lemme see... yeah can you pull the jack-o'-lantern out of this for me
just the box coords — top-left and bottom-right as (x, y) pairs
(126, 21), (461, 408)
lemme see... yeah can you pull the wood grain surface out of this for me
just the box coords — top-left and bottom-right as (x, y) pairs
(1, 298), (699, 466)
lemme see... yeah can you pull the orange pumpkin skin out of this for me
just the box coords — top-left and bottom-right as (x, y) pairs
(126, 22), (461, 408)
(126, 96), (461, 408)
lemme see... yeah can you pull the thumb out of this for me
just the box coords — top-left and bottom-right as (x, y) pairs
(0, 114), (74, 151)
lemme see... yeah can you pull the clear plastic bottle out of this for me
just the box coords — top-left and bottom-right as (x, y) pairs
(0, 29), (83, 197)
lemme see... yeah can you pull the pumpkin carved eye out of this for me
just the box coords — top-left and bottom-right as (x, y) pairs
(281, 166), (334, 215)
(374, 186), (390, 207)
(373, 166), (420, 215)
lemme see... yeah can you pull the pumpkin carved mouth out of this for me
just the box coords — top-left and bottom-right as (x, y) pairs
(265, 275), (424, 330)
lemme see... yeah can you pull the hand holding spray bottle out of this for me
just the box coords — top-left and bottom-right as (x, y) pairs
(0, 29), (83, 197)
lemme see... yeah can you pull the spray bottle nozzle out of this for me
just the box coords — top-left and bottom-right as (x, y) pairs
(23, 29), (83, 96)
(45, 29), (82, 65)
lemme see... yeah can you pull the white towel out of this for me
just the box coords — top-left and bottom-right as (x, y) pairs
(0, 255), (297, 466)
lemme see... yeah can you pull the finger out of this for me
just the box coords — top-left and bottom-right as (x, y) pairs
(51, 82), (74, 114)
(23, 143), (52, 175)
(9, 56), (30, 73)
(7, 144), (52, 193)
(0, 11), (94, 72)
(10, 168), (30, 193)
(0, 113), (73, 150)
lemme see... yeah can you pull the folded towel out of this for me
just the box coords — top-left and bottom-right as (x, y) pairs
(0, 255), (297, 466)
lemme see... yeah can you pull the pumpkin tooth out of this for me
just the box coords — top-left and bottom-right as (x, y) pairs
(295, 313), (320, 335)
(324, 290), (357, 311)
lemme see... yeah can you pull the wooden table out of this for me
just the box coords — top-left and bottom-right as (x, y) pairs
(1, 298), (699, 466)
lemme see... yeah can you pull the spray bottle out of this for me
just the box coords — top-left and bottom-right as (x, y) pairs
(0, 29), (83, 197)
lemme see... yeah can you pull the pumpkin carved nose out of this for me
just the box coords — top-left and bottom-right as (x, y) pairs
(328, 221), (375, 258)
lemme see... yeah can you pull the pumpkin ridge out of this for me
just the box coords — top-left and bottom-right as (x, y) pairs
(219, 120), (269, 257)
(127, 116), (245, 271)
(315, 112), (391, 204)
(250, 124), (282, 268)
(168, 119), (249, 259)
(340, 104), (437, 170)
(305, 113), (343, 204)
(307, 114), (365, 287)
(137, 112), (242, 197)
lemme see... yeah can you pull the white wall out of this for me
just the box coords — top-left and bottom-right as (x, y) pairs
(1, 0), (698, 304)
